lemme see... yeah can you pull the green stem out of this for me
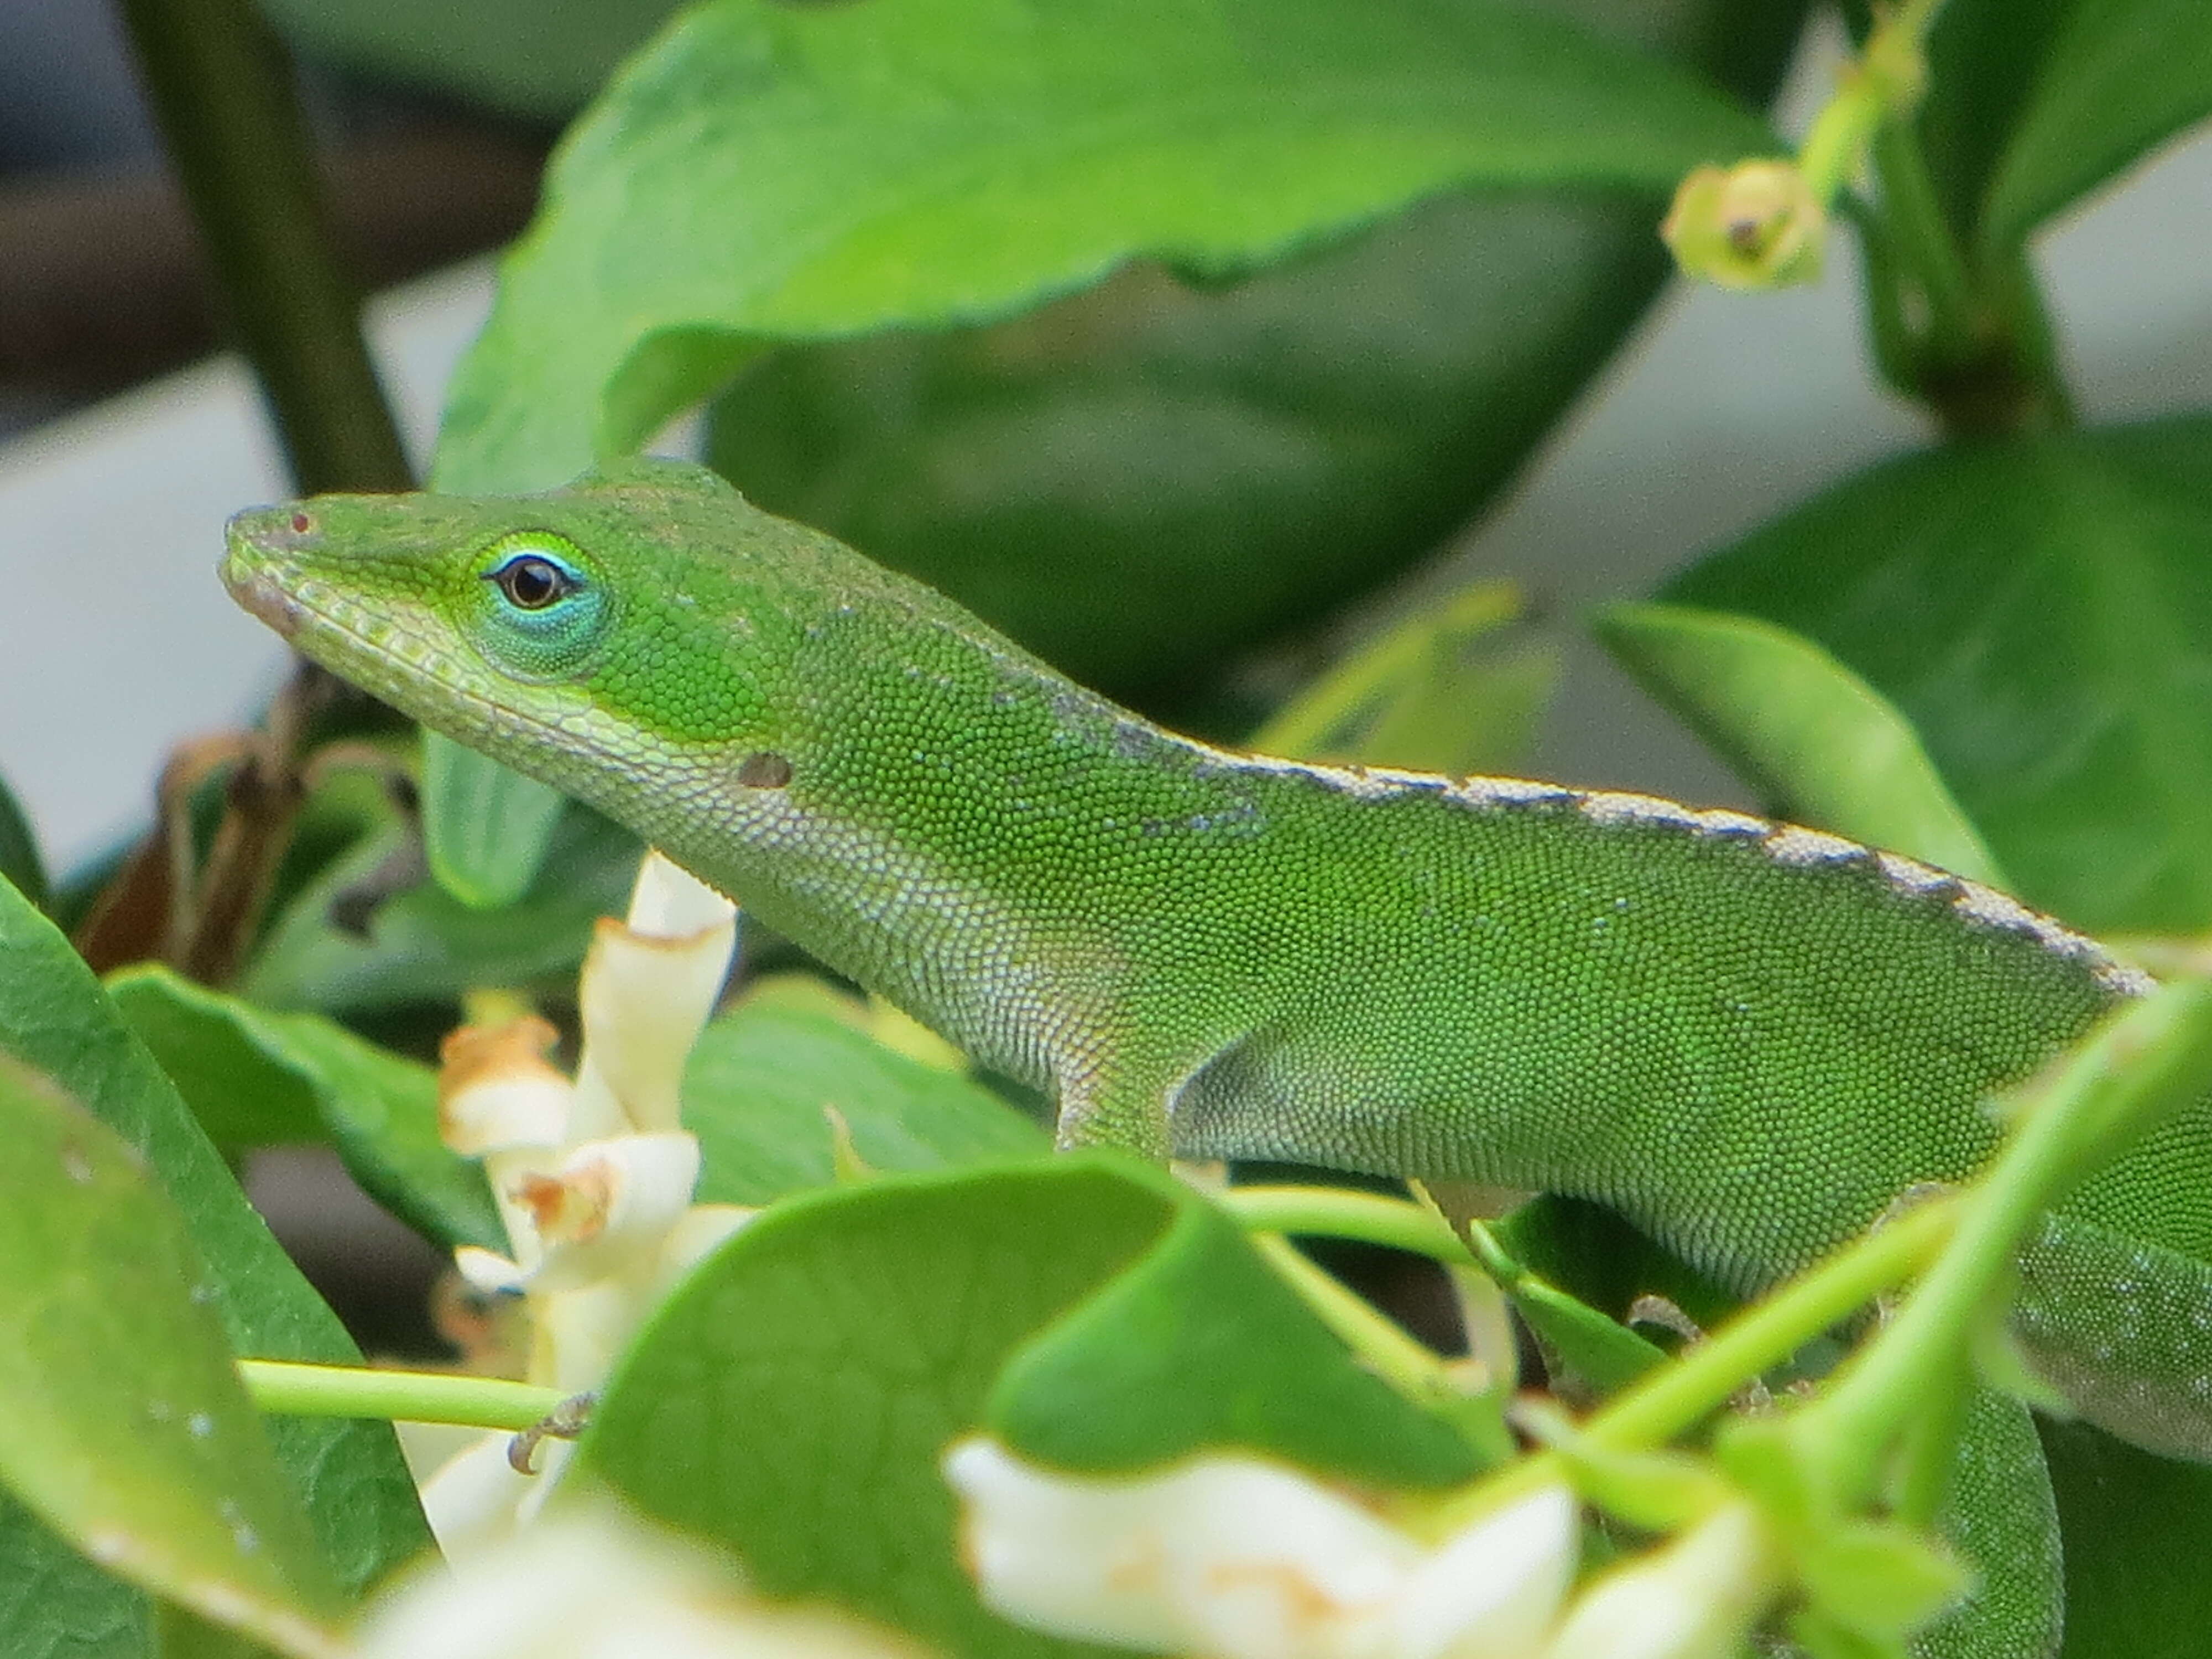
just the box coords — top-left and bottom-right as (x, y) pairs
(1223, 1186), (1474, 1265)
(1868, 123), (1980, 364)
(117, 0), (412, 495)
(1587, 1198), (1955, 1454)
(241, 1360), (564, 1431)
(1794, 982), (2212, 1504)
(1248, 1235), (1462, 1399)
(1418, 1198), (1959, 1531)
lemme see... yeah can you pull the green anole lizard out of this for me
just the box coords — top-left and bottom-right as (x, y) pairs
(222, 458), (2212, 1470)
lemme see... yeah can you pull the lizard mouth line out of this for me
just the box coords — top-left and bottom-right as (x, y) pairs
(221, 559), (305, 640)
(220, 560), (685, 793)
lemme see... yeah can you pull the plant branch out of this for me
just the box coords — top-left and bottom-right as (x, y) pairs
(1223, 1186), (1474, 1264)
(116, 0), (421, 982)
(1791, 980), (2212, 1506)
(241, 1359), (564, 1431)
(117, 0), (411, 494)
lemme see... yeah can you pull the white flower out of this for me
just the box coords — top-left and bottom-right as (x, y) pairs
(1542, 1501), (1778, 1659)
(420, 851), (754, 1559)
(943, 1438), (1577, 1659)
(358, 1506), (926, 1659)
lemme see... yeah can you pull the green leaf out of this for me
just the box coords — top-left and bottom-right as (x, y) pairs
(439, 0), (1770, 497)
(1253, 579), (1559, 775)
(244, 806), (638, 1015)
(1597, 601), (2007, 887)
(989, 1192), (1482, 1485)
(683, 979), (1046, 1207)
(420, 731), (568, 911)
(1911, 0), (2212, 257)
(581, 1157), (1168, 1657)
(704, 188), (1667, 705)
(429, 0), (1795, 872)
(2040, 1416), (2212, 1657)
(0, 1488), (153, 1659)
(109, 966), (503, 1253)
(0, 1055), (341, 1654)
(260, 0), (680, 120)
(1975, 0), (2212, 254)
(701, 0), (1804, 704)
(1476, 1201), (1676, 1395)
(1913, 0), (2074, 244)
(0, 874), (429, 1599)
(0, 769), (46, 910)
(1663, 416), (2212, 936)
(583, 1157), (1484, 1653)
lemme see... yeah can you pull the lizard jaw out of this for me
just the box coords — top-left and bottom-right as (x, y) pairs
(220, 507), (309, 640)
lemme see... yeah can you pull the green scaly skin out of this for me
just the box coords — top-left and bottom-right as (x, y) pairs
(223, 458), (2212, 1463)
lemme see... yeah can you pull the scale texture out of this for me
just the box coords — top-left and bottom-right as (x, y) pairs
(223, 458), (2212, 1463)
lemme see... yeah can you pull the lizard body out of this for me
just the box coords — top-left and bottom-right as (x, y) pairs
(223, 458), (2212, 1463)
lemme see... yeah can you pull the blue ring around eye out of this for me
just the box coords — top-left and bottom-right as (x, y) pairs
(471, 535), (609, 679)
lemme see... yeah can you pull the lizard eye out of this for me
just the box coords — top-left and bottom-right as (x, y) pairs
(468, 535), (608, 680)
(488, 552), (576, 611)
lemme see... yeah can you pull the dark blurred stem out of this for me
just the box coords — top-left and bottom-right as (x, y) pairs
(117, 0), (413, 493)
(115, 0), (417, 983)
(1867, 122), (2073, 437)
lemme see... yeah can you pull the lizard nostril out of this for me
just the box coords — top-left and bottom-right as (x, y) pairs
(290, 512), (314, 536)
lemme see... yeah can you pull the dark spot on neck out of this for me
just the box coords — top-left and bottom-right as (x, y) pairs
(737, 751), (794, 789)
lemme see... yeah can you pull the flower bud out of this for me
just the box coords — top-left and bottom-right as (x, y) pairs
(1661, 161), (1824, 289)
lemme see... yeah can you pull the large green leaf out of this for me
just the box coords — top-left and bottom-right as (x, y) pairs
(0, 875), (429, 1601)
(580, 1159), (1162, 1657)
(705, 201), (1609, 702)
(1975, 0), (2212, 254)
(109, 966), (503, 1253)
(1597, 601), (2007, 886)
(1663, 416), (2212, 936)
(581, 1158), (1481, 1655)
(0, 1056), (340, 1653)
(989, 1192), (1483, 1484)
(0, 769), (45, 910)
(1912, 0), (2212, 256)
(695, 0), (1801, 704)
(419, 732), (570, 912)
(262, 0), (680, 120)
(2041, 1417), (2212, 1656)
(243, 805), (638, 1015)
(0, 1490), (152, 1657)
(683, 980), (1046, 1207)
(439, 0), (1768, 497)
(424, 0), (1786, 888)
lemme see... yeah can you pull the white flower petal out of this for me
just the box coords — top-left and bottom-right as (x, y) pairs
(628, 849), (737, 940)
(452, 1246), (530, 1297)
(1396, 1485), (1576, 1659)
(437, 1018), (572, 1156)
(533, 1277), (656, 1396)
(949, 1438), (1567, 1659)
(417, 1431), (533, 1565)
(571, 910), (736, 1136)
(656, 1202), (757, 1288)
(1543, 1501), (1775, 1659)
(516, 1133), (703, 1295)
(361, 1505), (920, 1659)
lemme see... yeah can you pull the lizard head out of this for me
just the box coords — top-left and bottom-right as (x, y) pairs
(221, 458), (831, 818)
